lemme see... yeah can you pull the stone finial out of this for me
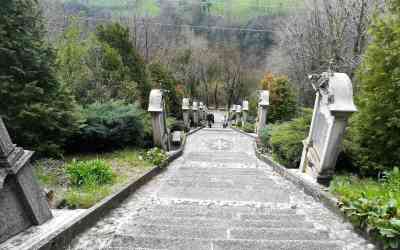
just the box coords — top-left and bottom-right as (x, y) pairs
(182, 98), (190, 110)
(242, 101), (249, 111)
(192, 101), (199, 111)
(259, 91), (270, 107)
(148, 89), (163, 112)
(236, 105), (242, 113)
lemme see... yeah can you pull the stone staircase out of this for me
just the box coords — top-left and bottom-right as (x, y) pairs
(108, 203), (342, 250)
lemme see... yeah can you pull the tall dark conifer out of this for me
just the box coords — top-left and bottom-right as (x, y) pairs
(0, 0), (80, 156)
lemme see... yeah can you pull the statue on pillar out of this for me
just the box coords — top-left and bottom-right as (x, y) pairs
(0, 117), (52, 243)
(148, 89), (170, 151)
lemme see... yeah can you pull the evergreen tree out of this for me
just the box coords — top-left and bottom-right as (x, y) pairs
(260, 73), (297, 123)
(96, 23), (151, 107)
(349, 0), (400, 175)
(0, 0), (80, 156)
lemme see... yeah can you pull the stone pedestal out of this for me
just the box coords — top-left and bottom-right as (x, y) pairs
(148, 89), (170, 151)
(242, 100), (249, 126)
(236, 105), (242, 126)
(256, 91), (270, 136)
(182, 98), (190, 132)
(300, 72), (357, 185)
(0, 118), (52, 244)
(192, 102), (199, 127)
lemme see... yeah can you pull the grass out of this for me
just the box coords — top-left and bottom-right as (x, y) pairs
(34, 148), (153, 209)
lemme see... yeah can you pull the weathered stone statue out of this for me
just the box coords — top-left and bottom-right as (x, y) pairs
(242, 100), (249, 126)
(148, 89), (170, 151)
(236, 105), (242, 126)
(300, 72), (357, 185)
(0, 117), (52, 244)
(199, 102), (204, 122)
(182, 98), (190, 131)
(256, 91), (270, 136)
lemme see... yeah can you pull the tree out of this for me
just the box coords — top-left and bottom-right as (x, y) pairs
(96, 23), (151, 107)
(348, 0), (400, 175)
(260, 73), (297, 123)
(0, 0), (80, 156)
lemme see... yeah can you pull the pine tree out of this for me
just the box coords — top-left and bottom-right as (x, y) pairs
(349, 0), (400, 175)
(96, 23), (151, 108)
(0, 0), (80, 156)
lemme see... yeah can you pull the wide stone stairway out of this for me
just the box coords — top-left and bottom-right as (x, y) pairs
(70, 127), (371, 250)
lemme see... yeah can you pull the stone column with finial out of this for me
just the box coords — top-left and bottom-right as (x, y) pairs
(0, 117), (52, 244)
(242, 100), (249, 126)
(148, 89), (170, 151)
(256, 91), (270, 136)
(182, 98), (190, 132)
(192, 101), (199, 127)
(299, 71), (357, 185)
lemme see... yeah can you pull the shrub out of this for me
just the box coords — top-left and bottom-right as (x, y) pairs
(70, 100), (146, 151)
(269, 109), (312, 168)
(347, 0), (400, 176)
(259, 126), (273, 148)
(331, 168), (400, 249)
(260, 73), (297, 123)
(242, 123), (255, 133)
(143, 148), (168, 166)
(66, 159), (114, 187)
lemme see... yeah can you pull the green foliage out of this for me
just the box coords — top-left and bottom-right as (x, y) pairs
(331, 168), (400, 249)
(0, 0), (81, 156)
(269, 109), (312, 168)
(259, 126), (273, 149)
(148, 62), (181, 116)
(70, 100), (146, 151)
(242, 123), (255, 133)
(143, 147), (168, 166)
(66, 159), (114, 187)
(56, 21), (140, 105)
(96, 23), (150, 107)
(260, 73), (297, 123)
(348, 0), (400, 176)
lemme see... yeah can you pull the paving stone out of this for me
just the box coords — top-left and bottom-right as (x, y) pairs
(122, 217), (314, 229)
(118, 224), (227, 239)
(230, 228), (329, 240)
(212, 239), (342, 250)
(109, 235), (212, 250)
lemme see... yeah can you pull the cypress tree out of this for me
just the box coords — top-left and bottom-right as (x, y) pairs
(0, 0), (80, 156)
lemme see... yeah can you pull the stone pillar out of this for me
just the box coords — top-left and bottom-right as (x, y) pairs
(300, 72), (357, 185)
(199, 102), (204, 122)
(182, 98), (190, 132)
(242, 100), (249, 126)
(0, 117), (52, 244)
(192, 101), (199, 127)
(148, 89), (170, 151)
(236, 105), (242, 126)
(257, 91), (270, 136)
(230, 105), (236, 125)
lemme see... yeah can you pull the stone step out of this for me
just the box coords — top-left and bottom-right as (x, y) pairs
(117, 224), (329, 241)
(109, 235), (342, 250)
(122, 216), (314, 229)
(138, 205), (300, 220)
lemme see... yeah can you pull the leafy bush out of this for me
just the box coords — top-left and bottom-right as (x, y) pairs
(242, 123), (255, 133)
(260, 73), (297, 123)
(70, 100), (146, 151)
(259, 126), (273, 148)
(66, 159), (114, 187)
(269, 109), (312, 168)
(331, 168), (400, 249)
(143, 148), (168, 166)
(347, 0), (400, 176)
